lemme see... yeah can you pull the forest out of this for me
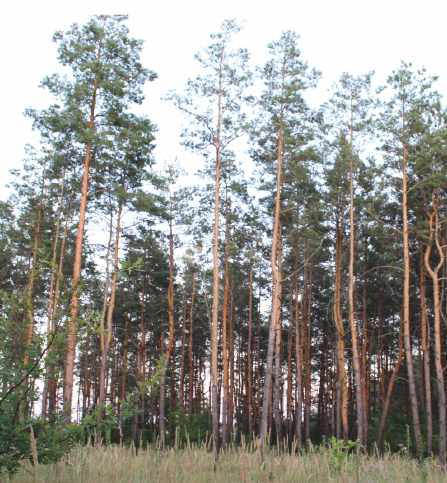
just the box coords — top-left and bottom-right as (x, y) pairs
(1, 13), (447, 481)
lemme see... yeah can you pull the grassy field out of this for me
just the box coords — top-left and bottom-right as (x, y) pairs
(11, 440), (447, 483)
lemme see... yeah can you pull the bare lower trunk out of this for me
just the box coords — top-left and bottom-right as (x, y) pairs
(248, 247), (254, 444)
(221, 200), (231, 449)
(419, 240), (433, 455)
(260, 87), (284, 462)
(334, 209), (349, 442)
(402, 146), (422, 461)
(273, 226), (283, 448)
(64, 68), (100, 418)
(189, 273), (195, 414)
(424, 205), (446, 465)
(160, 206), (176, 443)
(294, 248), (303, 452)
(99, 203), (122, 421)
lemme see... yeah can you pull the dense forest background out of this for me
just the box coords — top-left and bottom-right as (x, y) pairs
(1, 14), (447, 472)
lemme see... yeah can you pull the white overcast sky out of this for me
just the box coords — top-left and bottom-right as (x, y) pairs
(1, 0), (446, 197)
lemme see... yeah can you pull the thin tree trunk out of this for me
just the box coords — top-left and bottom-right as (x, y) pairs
(348, 111), (365, 447)
(424, 203), (446, 465)
(419, 240), (433, 455)
(189, 273), (195, 415)
(24, 161), (47, 366)
(180, 291), (188, 412)
(221, 198), (231, 449)
(64, 45), (102, 417)
(294, 247), (303, 452)
(286, 282), (293, 447)
(402, 137), (422, 461)
(274, 225), (283, 448)
(99, 202), (122, 420)
(42, 169), (66, 418)
(160, 201), (176, 443)
(334, 208), (349, 442)
(248, 246), (254, 444)
(304, 261), (313, 446)
(260, 65), (286, 462)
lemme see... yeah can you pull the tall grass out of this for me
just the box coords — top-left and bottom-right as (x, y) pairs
(11, 439), (447, 483)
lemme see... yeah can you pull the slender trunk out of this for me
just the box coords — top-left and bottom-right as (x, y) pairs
(274, 225), (283, 448)
(334, 208), (349, 442)
(189, 273), (196, 414)
(211, 49), (224, 462)
(286, 283), (293, 447)
(349, 110), (365, 447)
(419, 240), (433, 455)
(361, 240), (369, 442)
(248, 246), (254, 444)
(221, 199), (231, 449)
(294, 247), (303, 451)
(64, 46), (102, 417)
(42, 169), (66, 418)
(228, 280), (235, 439)
(402, 137), (422, 461)
(82, 326), (91, 418)
(99, 202), (122, 419)
(424, 205), (446, 465)
(119, 317), (129, 439)
(24, 161), (47, 366)
(48, 201), (73, 416)
(260, 65), (285, 461)
(160, 201), (176, 442)
(180, 291), (188, 412)
(304, 261), (313, 445)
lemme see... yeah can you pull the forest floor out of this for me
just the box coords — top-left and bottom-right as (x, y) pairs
(11, 441), (447, 483)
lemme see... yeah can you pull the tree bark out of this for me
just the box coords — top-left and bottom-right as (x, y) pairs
(348, 110), (365, 447)
(402, 137), (422, 461)
(334, 208), (349, 442)
(419, 240), (433, 455)
(64, 46), (101, 417)
(424, 202), (446, 465)
(160, 196), (176, 443)
(99, 202), (122, 420)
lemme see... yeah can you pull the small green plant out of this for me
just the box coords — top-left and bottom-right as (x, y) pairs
(327, 437), (359, 472)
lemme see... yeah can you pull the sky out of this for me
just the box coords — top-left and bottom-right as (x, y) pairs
(2, 0), (447, 196)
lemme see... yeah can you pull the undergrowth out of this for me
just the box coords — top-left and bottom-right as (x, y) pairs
(10, 438), (447, 483)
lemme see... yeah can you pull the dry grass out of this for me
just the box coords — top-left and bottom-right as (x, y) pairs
(11, 439), (447, 483)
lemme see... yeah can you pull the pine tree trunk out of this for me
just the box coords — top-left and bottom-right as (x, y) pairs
(424, 206), (446, 465)
(248, 246), (254, 444)
(294, 247), (303, 452)
(99, 202), (122, 421)
(180, 291), (188, 413)
(349, 117), (365, 448)
(64, 64), (100, 418)
(274, 225), (283, 448)
(42, 169), (65, 419)
(286, 283), (293, 447)
(304, 261), (313, 446)
(334, 208), (349, 442)
(260, 74), (285, 462)
(419, 240), (433, 455)
(189, 273), (195, 415)
(24, 161), (47, 367)
(221, 199), (231, 449)
(402, 141), (422, 461)
(160, 208), (176, 443)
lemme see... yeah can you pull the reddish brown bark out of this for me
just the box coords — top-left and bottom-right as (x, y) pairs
(64, 42), (102, 417)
